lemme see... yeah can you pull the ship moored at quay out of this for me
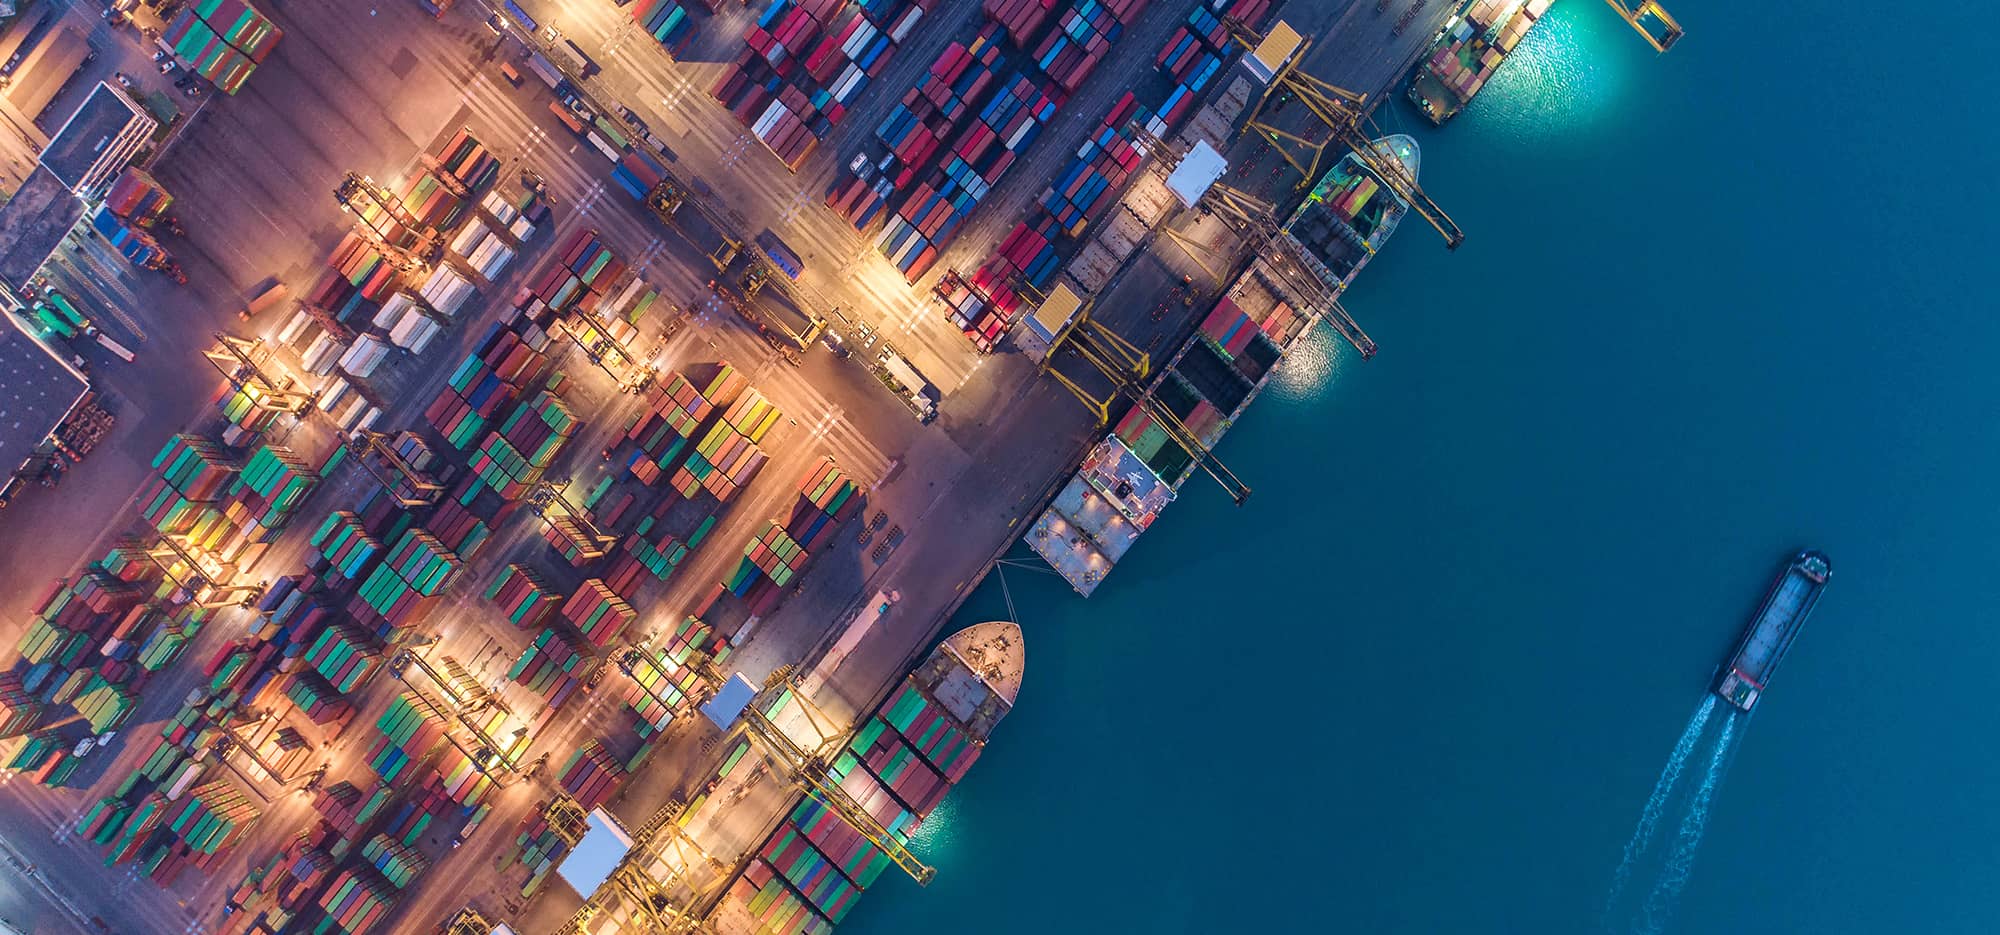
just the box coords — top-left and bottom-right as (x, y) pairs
(1027, 135), (1419, 596)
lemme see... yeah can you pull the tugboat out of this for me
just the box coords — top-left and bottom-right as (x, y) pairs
(1714, 550), (1831, 712)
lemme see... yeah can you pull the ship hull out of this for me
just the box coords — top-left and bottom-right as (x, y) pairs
(1713, 551), (1830, 712)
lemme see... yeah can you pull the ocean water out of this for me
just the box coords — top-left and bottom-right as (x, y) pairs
(844, 1), (2000, 932)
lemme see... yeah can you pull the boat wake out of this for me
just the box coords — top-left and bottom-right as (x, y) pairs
(1602, 699), (1745, 934)
(1637, 712), (1742, 933)
(1602, 696), (1715, 918)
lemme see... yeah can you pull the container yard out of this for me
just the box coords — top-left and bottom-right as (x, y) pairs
(0, 0), (1490, 928)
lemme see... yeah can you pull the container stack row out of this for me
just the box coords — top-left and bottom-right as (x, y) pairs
(510, 628), (590, 709)
(672, 418), (770, 503)
(103, 168), (174, 227)
(470, 388), (577, 500)
(366, 694), (446, 784)
(315, 866), (396, 934)
(485, 563), (560, 628)
(350, 526), (461, 631)
(555, 739), (630, 810)
(163, 0), (282, 95)
(1039, 91), (1148, 238)
(715, 0), (932, 171)
(631, 0), (705, 58)
(874, 27), (1062, 282)
(431, 127), (502, 195)
(562, 579), (638, 646)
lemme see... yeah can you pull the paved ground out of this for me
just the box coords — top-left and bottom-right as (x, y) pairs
(0, 0), (1474, 930)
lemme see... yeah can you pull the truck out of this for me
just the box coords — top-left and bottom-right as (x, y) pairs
(874, 345), (938, 422)
(239, 281), (289, 320)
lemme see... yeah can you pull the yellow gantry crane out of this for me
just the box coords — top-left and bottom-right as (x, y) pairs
(335, 172), (443, 273)
(1224, 19), (1465, 249)
(204, 333), (316, 415)
(738, 676), (937, 885)
(527, 480), (619, 561)
(143, 533), (262, 608)
(1039, 308), (1254, 504)
(556, 798), (722, 935)
(1603, 0), (1682, 52)
(347, 429), (446, 507)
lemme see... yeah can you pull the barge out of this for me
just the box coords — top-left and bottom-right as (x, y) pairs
(1714, 550), (1830, 712)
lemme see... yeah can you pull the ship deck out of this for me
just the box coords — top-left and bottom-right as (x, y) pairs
(1736, 570), (1814, 680)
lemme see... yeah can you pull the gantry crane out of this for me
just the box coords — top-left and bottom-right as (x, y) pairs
(1603, 0), (1682, 52)
(143, 533), (262, 608)
(388, 650), (523, 777)
(557, 799), (722, 935)
(1224, 19), (1464, 249)
(347, 430), (446, 507)
(527, 481), (618, 561)
(1041, 310), (1253, 504)
(335, 172), (443, 273)
(1188, 181), (1379, 360)
(204, 333), (316, 414)
(738, 675), (937, 884)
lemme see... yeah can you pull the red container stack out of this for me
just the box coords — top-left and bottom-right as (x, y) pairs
(562, 579), (639, 646)
(715, 0), (933, 172)
(556, 739), (631, 809)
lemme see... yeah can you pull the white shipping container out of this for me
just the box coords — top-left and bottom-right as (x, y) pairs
(449, 219), (486, 256)
(373, 292), (418, 331)
(316, 376), (352, 412)
(832, 65), (865, 105)
(333, 394), (368, 431)
(841, 21), (878, 58)
(339, 335), (389, 378)
(388, 308), (435, 349)
(352, 406), (383, 435)
(587, 132), (623, 163)
(301, 333), (342, 374)
(482, 190), (518, 224)
(1005, 117), (1037, 151)
(421, 265), (476, 318)
(753, 100), (787, 139)
(276, 308), (314, 346)
(509, 217), (536, 242)
(890, 6), (923, 43)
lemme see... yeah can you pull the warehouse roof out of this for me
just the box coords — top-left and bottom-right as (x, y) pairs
(0, 309), (88, 475)
(0, 166), (81, 289)
(40, 83), (151, 194)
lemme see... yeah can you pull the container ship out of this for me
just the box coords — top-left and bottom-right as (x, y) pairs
(713, 621), (1024, 935)
(1714, 550), (1830, 712)
(1406, 0), (1554, 125)
(1280, 134), (1420, 290)
(1029, 136), (1418, 595)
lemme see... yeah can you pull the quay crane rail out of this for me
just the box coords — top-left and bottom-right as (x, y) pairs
(1223, 18), (1464, 249)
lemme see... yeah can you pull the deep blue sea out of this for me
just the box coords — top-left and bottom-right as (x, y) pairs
(846, 1), (2000, 932)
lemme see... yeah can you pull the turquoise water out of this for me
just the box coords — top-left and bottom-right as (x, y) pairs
(847, 1), (2000, 932)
